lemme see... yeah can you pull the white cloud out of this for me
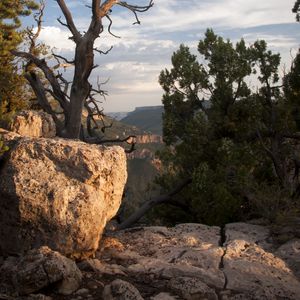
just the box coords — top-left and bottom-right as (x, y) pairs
(34, 0), (299, 111)
(242, 33), (297, 49)
(38, 26), (75, 52)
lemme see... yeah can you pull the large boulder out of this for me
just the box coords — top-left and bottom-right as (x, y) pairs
(0, 129), (127, 259)
(9, 110), (56, 138)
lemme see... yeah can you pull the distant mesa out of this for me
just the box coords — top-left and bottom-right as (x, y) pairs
(120, 105), (163, 136)
(106, 111), (129, 121)
(133, 105), (163, 112)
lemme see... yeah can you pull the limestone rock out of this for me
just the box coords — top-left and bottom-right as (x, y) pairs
(100, 224), (225, 289)
(100, 223), (300, 300)
(223, 228), (300, 299)
(135, 134), (162, 144)
(151, 293), (178, 300)
(167, 277), (218, 300)
(0, 130), (127, 259)
(9, 110), (56, 138)
(77, 258), (127, 276)
(0, 246), (82, 296)
(224, 222), (273, 250)
(24, 295), (52, 300)
(102, 279), (144, 300)
(275, 239), (300, 279)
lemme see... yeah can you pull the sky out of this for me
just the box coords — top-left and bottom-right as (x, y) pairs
(24, 0), (300, 112)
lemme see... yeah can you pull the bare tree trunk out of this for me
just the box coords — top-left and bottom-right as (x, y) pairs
(65, 41), (93, 138)
(12, 0), (153, 143)
(117, 178), (192, 230)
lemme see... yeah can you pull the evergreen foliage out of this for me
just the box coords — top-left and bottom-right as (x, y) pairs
(156, 29), (300, 226)
(292, 0), (300, 21)
(0, 0), (38, 123)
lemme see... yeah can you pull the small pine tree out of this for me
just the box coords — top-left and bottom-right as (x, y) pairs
(156, 30), (300, 226)
(0, 0), (38, 124)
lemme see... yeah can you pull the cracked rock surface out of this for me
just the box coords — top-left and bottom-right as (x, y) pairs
(1, 223), (299, 299)
(223, 223), (300, 299)
(98, 222), (300, 300)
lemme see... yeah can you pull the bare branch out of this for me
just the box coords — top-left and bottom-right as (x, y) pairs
(29, 0), (45, 53)
(52, 51), (75, 65)
(25, 71), (64, 133)
(12, 50), (70, 113)
(94, 45), (113, 55)
(56, 0), (81, 42)
(86, 134), (136, 152)
(116, 178), (192, 230)
(118, 0), (154, 24)
(106, 14), (121, 38)
(24, 0), (46, 72)
(57, 16), (68, 28)
(256, 129), (284, 186)
(56, 72), (71, 95)
(99, 0), (119, 17)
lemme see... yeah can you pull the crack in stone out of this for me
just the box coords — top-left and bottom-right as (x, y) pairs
(217, 225), (229, 300)
(41, 262), (51, 286)
(168, 249), (188, 263)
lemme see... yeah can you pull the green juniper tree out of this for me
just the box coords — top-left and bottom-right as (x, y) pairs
(153, 30), (300, 226)
(0, 0), (38, 123)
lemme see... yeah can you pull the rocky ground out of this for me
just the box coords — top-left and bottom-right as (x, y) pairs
(0, 112), (299, 300)
(1, 222), (299, 300)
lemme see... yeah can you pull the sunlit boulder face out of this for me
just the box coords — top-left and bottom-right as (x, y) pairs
(0, 129), (127, 259)
(9, 110), (56, 138)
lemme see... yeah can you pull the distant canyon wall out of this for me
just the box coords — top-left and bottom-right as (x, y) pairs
(135, 134), (163, 144)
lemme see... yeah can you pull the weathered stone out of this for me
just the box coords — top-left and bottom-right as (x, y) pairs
(24, 294), (53, 300)
(167, 277), (218, 300)
(77, 259), (127, 276)
(151, 293), (178, 300)
(0, 247), (81, 296)
(225, 222), (273, 250)
(9, 110), (56, 138)
(275, 239), (300, 279)
(100, 223), (300, 299)
(0, 256), (19, 295)
(0, 130), (127, 259)
(102, 279), (144, 300)
(100, 224), (225, 289)
(75, 288), (89, 295)
(223, 237), (300, 299)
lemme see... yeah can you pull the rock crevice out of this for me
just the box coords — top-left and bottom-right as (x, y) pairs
(97, 222), (300, 300)
(218, 225), (229, 298)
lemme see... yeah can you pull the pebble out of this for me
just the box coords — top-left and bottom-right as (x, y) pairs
(75, 288), (90, 295)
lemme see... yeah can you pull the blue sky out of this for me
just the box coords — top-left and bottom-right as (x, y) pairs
(24, 0), (300, 112)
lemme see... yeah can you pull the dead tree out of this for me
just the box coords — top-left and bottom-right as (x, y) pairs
(12, 0), (153, 148)
(117, 178), (192, 230)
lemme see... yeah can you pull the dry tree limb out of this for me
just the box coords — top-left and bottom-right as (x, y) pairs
(116, 178), (192, 230)
(13, 0), (154, 142)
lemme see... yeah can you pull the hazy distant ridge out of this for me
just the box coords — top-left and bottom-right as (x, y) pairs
(121, 106), (163, 135)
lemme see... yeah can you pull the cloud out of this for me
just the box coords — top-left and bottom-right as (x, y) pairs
(242, 33), (297, 49)
(38, 26), (75, 52)
(34, 0), (300, 112)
